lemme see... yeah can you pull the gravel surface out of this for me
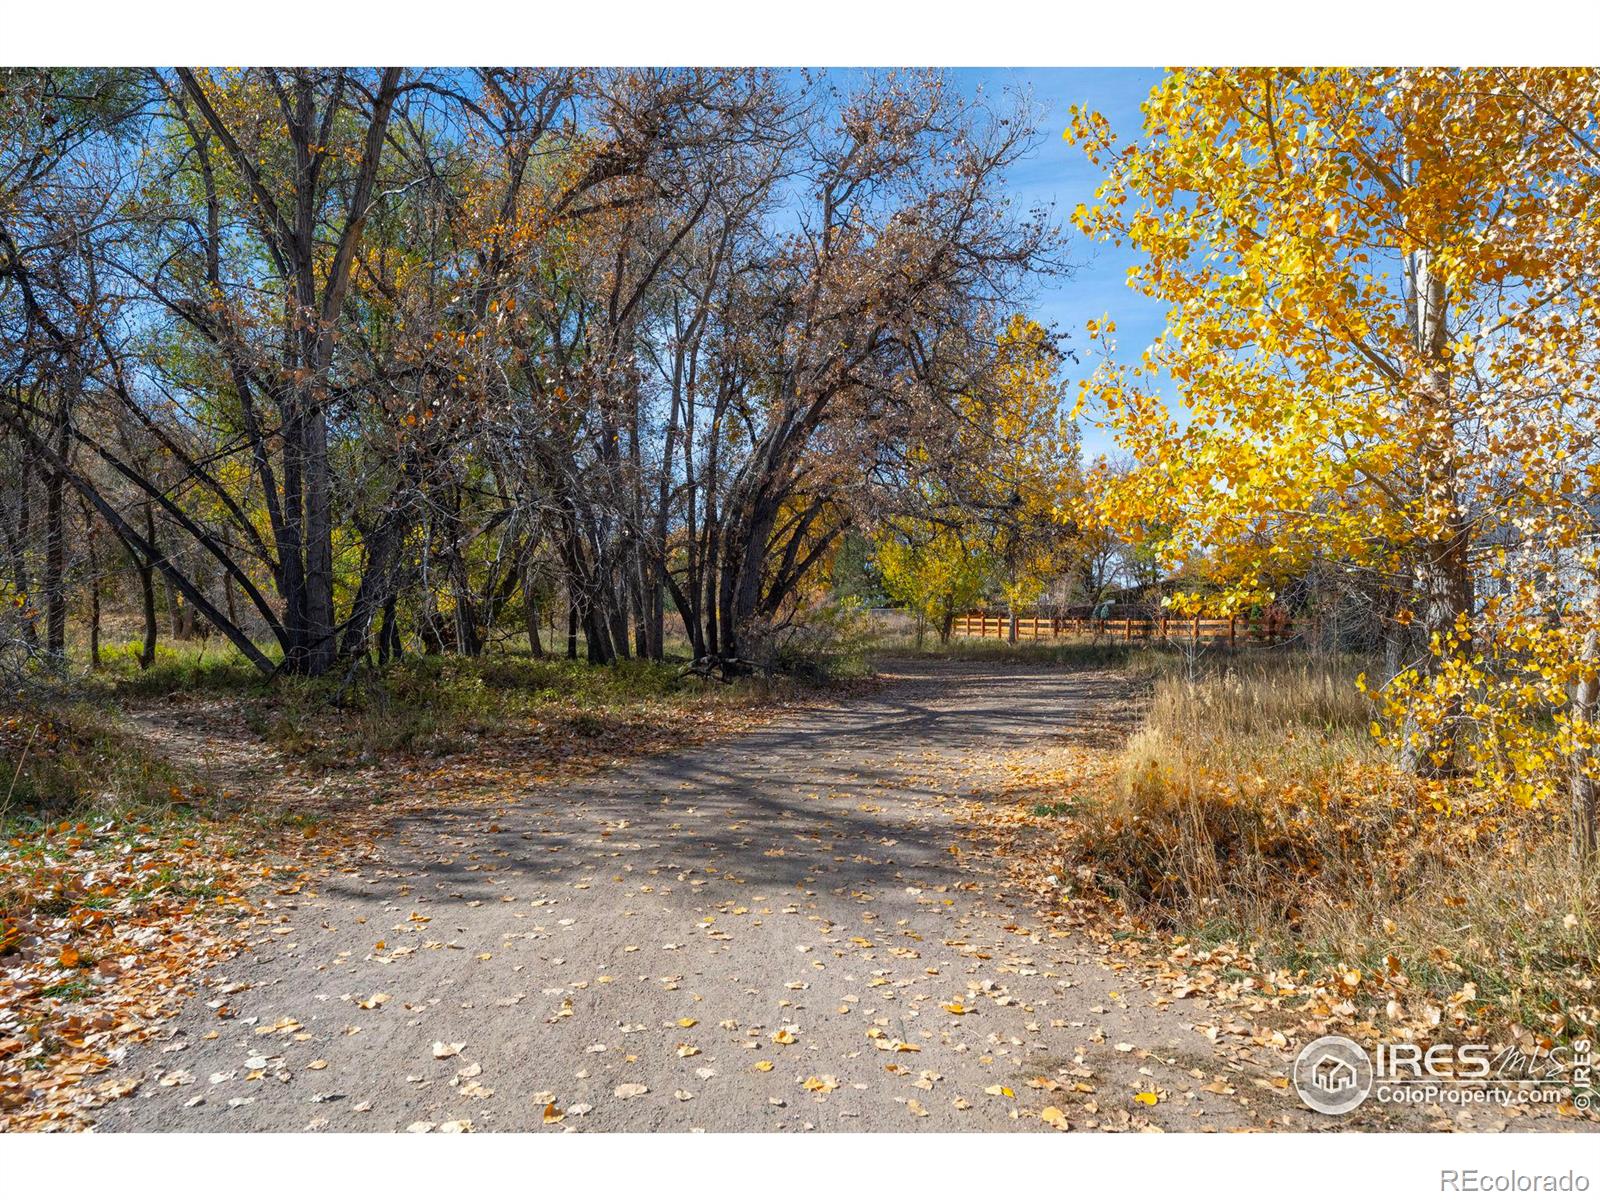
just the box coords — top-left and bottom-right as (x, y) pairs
(93, 660), (1349, 1132)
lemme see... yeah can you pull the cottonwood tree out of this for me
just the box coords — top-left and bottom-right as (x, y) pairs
(0, 69), (1065, 695)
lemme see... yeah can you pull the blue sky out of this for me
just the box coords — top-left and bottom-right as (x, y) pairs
(951, 67), (1167, 459)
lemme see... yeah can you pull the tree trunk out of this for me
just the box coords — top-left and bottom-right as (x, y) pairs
(138, 504), (159, 670)
(1571, 627), (1600, 860)
(6, 469), (38, 650)
(525, 594), (543, 658)
(164, 575), (181, 638)
(378, 593), (399, 666)
(85, 525), (101, 669)
(1398, 534), (1473, 777)
(1395, 241), (1470, 778)
(43, 437), (66, 664)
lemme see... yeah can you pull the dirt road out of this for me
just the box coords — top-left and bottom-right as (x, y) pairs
(91, 660), (1388, 1132)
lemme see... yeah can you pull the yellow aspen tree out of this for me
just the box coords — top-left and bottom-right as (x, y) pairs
(1066, 70), (1600, 828)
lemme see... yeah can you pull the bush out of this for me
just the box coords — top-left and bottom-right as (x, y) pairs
(773, 599), (881, 680)
(1062, 657), (1600, 1034)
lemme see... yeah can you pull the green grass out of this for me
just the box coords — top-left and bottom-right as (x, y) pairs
(249, 651), (728, 764)
(38, 977), (94, 1001)
(1030, 800), (1077, 818)
(5, 639), (813, 823)
(94, 639), (268, 698)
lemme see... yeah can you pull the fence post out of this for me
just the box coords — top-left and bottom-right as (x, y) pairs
(1229, 614), (1237, 649)
(1192, 612), (1201, 643)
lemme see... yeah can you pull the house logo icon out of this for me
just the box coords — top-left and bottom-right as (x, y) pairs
(1293, 1035), (1373, 1115)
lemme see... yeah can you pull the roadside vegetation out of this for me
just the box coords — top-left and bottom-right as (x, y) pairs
(958, 646), (1599, 1049)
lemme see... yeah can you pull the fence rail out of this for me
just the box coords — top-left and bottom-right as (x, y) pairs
(949, 611), (1297, 647)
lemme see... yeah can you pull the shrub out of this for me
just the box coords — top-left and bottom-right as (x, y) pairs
(1063, 657), (1600, 1034)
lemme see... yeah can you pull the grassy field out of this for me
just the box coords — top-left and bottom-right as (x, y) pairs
(2, 638), (829, 827)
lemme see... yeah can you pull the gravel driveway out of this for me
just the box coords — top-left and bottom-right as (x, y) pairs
(92, 660), (1366, 1132)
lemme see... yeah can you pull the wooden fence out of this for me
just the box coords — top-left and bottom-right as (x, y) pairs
(950, 610), (1297, 647)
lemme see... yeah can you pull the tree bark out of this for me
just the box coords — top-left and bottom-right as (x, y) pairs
(84, 519), (101, 669)
(1571, 627), (1600, 860)
(138, 503), (159, 669)
(1398, 534), (1474, 777)
(42, 425), (67, 664)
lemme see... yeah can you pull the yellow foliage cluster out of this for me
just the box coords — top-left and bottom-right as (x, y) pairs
(1066, 68), (1600, 819)
(876, 313), (1081, 630)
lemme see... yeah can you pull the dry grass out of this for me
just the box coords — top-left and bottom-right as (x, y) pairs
(1071, 658), (1600, 1037)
